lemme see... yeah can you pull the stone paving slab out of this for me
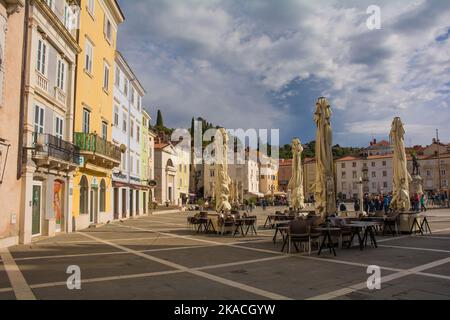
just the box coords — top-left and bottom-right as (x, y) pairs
(116, 237), (215, 251)
(341, 275), (450, 300)
(204, 255), (396, 300)
(32, 272), (264, 300)
(317, 246), (450, 270)
(424, 262), (450, 277)
(150, 245), (277, 268)
(0, 291), (15, 300)
(379, 236), (450, 251)
(16, 252), (174, 286)
(9, 243), (123, 259)
(0, 261), (11, 289)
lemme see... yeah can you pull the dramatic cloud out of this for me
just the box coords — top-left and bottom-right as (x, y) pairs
(117, 0), (450, 146)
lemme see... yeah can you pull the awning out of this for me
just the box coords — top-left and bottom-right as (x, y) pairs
(247, 192), (264, 198)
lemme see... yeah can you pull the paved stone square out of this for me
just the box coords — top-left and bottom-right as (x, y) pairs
(1, 208), (450, 300)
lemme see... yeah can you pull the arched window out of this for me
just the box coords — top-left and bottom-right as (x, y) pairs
(99, 179), (106, 212)
(79, 176), (89, 214)
(166, 159), (174, 168)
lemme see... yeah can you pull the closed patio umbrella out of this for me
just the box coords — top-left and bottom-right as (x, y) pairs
(390, 117), (411, 212)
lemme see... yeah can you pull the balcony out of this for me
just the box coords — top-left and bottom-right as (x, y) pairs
(36, 72), (48, 92)
(74, 133), (121, 169)
(32, 133), (80, 172)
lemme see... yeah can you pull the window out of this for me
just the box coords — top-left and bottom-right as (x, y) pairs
(102, 121), (107, 140)
(210, 170), (215, 177)
(427, 170), (431, 177)
(352, 162), (356, 168)
(99, 179), (106, 212)
(45, 0), (54, 10)
(371, 162), (376, 167)
(341, 182), (347, 190)
(341, 171), (346, 179)
(115, 65), (120, 87)
(34, 105), (45, 134)
(103, 62), (110, 91)
(55, 116), (64, 139)
(382, 161), (387, 166)
(383, 171), (387, 177)
(83, 108), (90, 133)
(372, 172), (376, 178)
(87, 0), (95, 16)
(131, 88), (135, 105)
(79, 176), (89, 214)
(341, 163), (345, 169)
(56, 58), (66, 91)
(130, 120), (134, 138)
(122, 112), (127, 132)
(130, 155), (134, 174)
(36, 39), (47, 75)
(136, 125), (140, 142)
(63, 3), (71, 29)
(85, 40), (93, 74)
(442, 170), (446, 176)
(352, 171), (357, 179)
(383, 182), (388, 188)
(104, 16), (112, 43)
(124, 79), (128, 95)
(114, 106), (119, 126)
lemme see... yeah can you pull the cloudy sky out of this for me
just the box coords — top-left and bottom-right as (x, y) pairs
(116, 0), (450, 147)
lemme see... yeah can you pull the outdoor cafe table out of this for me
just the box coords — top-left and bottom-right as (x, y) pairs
(233, 217), (258, 237)
(272, 221), (291, 243)
(345, 221), (379, 250)
(315, 227), (341, 257)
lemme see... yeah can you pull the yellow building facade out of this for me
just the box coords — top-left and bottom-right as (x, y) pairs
(72, 0), (124, 230)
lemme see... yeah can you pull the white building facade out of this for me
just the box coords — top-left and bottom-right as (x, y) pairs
(335, 155), (393, 200)
(154, 142), (179, 206)
(112, 51), (146, 219)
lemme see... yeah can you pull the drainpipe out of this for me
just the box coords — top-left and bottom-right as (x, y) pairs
(17, 0), (30, 180)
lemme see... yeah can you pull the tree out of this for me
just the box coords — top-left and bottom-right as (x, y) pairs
(190, 117), (195, 135)
(156, 109), (164, 128)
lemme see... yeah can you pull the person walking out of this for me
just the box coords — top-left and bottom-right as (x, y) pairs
(420, 193), (427, 212)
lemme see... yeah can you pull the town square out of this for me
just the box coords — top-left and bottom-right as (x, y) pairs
(0, 0), (449, 308)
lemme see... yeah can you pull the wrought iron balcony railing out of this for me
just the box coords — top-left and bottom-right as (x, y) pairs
(33, 133), (80, 165)
(74, 132), (121, 162)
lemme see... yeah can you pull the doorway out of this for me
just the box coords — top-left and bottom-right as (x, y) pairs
(90, 187), (98, 223)
(136, 190), (140, 216)
(143, 192), (147, 214)
(113, 188), (119, 220)
(32, 185), (42, 236)
(121, 188), (127, 218)
(54, 181), (64, 233)
(129, 190), (134, 217)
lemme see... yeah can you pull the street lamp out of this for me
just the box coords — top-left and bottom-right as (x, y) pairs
(357, 177), (365, 215)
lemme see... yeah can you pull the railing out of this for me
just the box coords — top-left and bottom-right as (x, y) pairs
(74, 132), (121, 162)
(55, 87), (66, 105)
(36, 72), (48, 92)
(33, 133), (80, 165)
